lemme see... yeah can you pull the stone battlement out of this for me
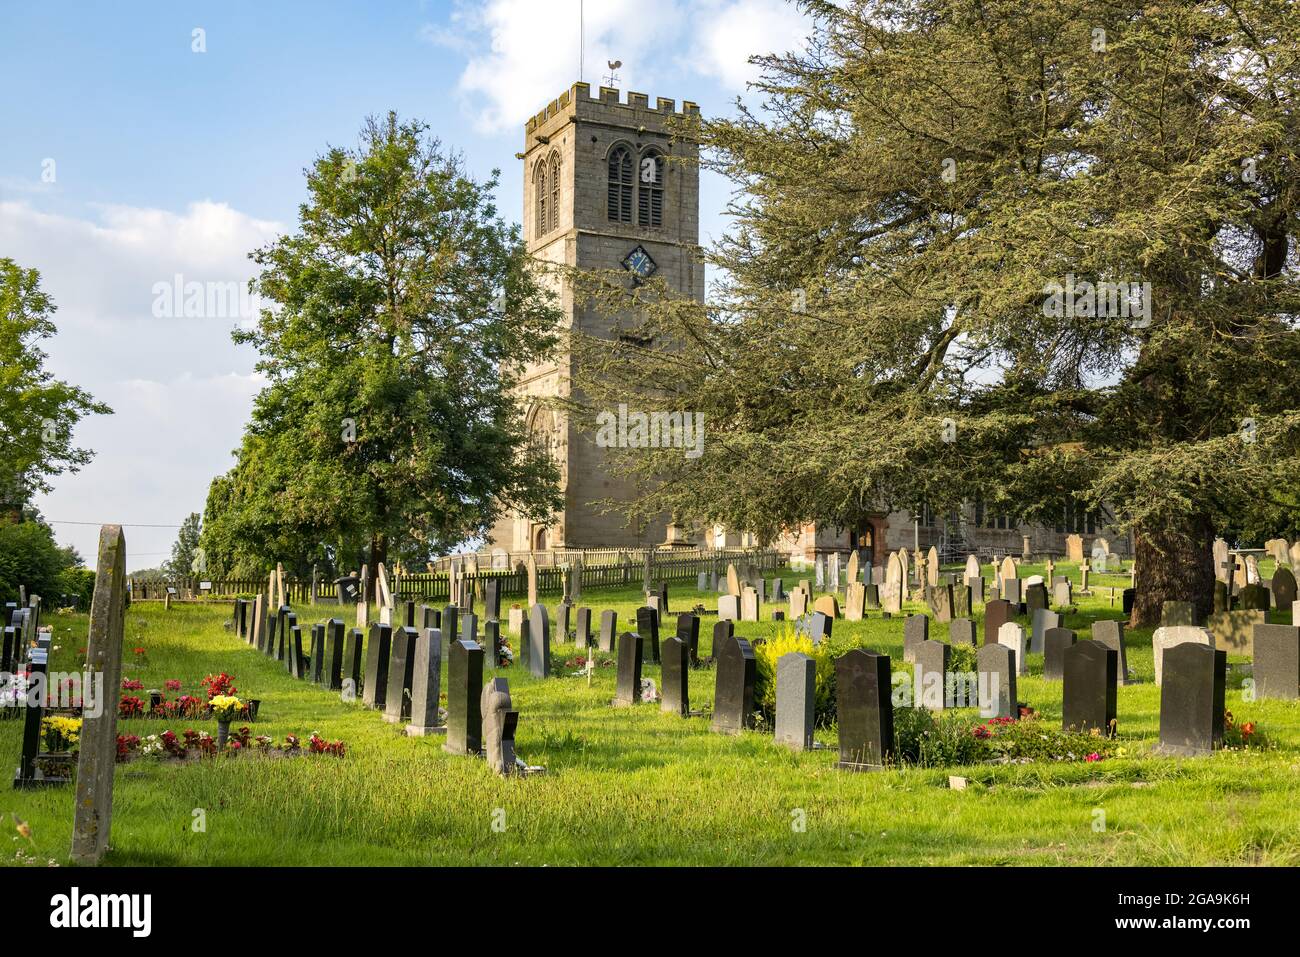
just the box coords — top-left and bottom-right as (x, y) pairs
(525, 82), (699, 136)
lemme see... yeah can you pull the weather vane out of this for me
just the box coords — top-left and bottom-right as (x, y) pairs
(604, 59), (622, 87)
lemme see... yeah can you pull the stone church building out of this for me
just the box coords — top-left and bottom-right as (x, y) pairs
(488, 82), (1130, 564)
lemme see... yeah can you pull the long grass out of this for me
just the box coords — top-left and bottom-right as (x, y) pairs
(2, 562), (1297, 866)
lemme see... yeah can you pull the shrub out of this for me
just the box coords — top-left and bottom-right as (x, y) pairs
(753, 628), (837, 726)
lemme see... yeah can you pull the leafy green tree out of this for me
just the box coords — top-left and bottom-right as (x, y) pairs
(164, 512), (204, 578)
(0, 258), (111, 509)
(0, 509), (82, 605)
(205, 114), (563, 587)
(570, 0), (1300, 625)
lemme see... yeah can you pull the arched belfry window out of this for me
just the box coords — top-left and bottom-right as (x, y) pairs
(638, 150), (665, 227)
(534, 159), (548, 238)
(548, 151), (561, 233)
(608, 146), (633, 223)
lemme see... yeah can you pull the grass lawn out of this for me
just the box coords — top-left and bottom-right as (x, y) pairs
(3, 561), (1298, 866)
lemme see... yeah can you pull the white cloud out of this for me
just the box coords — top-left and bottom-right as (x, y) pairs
(425, 0), (812, 134)
(1, 198), (283, 568)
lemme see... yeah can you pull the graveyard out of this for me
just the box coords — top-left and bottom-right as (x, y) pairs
(4, 549), (1299, 867)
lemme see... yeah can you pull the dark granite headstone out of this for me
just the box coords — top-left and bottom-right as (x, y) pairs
(343, 628), (365, 697)
(442, 605), (459, 648)
(287, 625), (307, 679)
(1122, 588), (1135, 616)
(636, 605), (660, 664)
(443, 639), (484, 755)
(483, 579), (501, 622)
(309, 624), (325, 683)
(949, 618), (975, 646)
(1158, 643), (1226, 755)
(672, 612), (700, 665)
(711, 619), (734, 659)
(527, 604), (550, 677)
(1062, 640), (1116, 734)
(421, 605), (440, 631)
(575, 607), (592, 650)
(482, 619), (501, 665)
(383, 626), (419, 723)
(914, 639), (950, 710)
(864, 583), (880, 608)
(1254, 623), (1300, 700)
(1042, 627), (1077, 681)
(461, 611), (478, 646)
(323, 619), (345, 689)
(362, 622), (393, 709)
(661, 635), (690, 716)
(1, 626), (14, 673)
(555, 601), (572, 643)
(984, 599), (1012, 646)
(903, 613), (929, 663)
(1025, 582), (1048, 613)
(407, 628), (443, 735)
(774, 652), (815, 750)
(976, 643), (1017, 719)
(835, 649), (893, 770)
(598, 610), (617, 653)
(614, 631), (643, 707)
(402, 600), (416, 629)
(808, 610), (832, 646)
(711, 635), (756, 734)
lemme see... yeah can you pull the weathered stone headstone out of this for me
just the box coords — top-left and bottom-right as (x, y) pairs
(1062, 640), (1117, 734)
(1271, 565), (1298, 609)
(726, 563), (741, 596)
(808, 610), (832, 645)
(526, 555), (538, 607)
(1206, 609), (1264, 658)
(952, 583), (972, 619)
(740, 585), (759, 622)
(930, 584), (953, 623)
(835, 649), (893, 770)
(1238, 583), (1268, 612)
(362, 622), (393, 709)
(661, 635), (690, 716)
(711, 635), (757, 734)
(613, 632), (643, 706)
(1091, 620), (1130, 685)
(968, 576), (984, 604)
(964, 554), (980, 583)
(1024, 581), (1047, 613)
(949, 617), (976, 646)
(846, 551), (860, 587)
(903, 613), (929, 663)
(774, 652), (815, 750)
(1002, 577), (1023, 607)
(1158, 643), (1226, 755)
(1153, 625), (1214, 685)
(1030, 608), (1061, 654)
(813, 594), (840, 619)
(1042, 627), (1076, 680)
(788, 588), (808, 619)
(977, 643), (1016, 718)
(443, 640), (483, 755)
(70, 526), (127, 865)
(483, 578), (501, 622)
(844, 581), (866, 621)
(997, 621), (1028, 675)
(914, 639), (950, 710)
(574, 606), (592, 650)
(383, 626), (419, 723)
(719, 593), (740, 622)
(1254, 623), (1300, 699)
(598, 609), (617, 652)
(984, 599), (1012, 646)
(1161, 601), (1197, 627)
(481, 677), (518, 774)
(528, 603), (551, 677)
(865, 582), (881, 609)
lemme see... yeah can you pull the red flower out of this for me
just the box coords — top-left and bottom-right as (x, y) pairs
(164, 679), (182, 692)
(1085, 752), (1102, 762)
(133, 647), (146, 656)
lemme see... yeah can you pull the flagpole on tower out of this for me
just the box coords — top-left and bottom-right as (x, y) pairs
(579, 0), (585, 82)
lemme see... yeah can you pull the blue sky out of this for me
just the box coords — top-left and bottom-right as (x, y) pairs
(0, 0), (812, 569)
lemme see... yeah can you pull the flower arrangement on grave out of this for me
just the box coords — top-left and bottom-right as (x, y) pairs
(201, 672), (237, 699)
(209, 694), (243, 747)
(308, 733), (345, 756)
(121, 678), (144, 691)
(42, 715), (82, 752)
(164, 679), (182, 692)
(116, 734), (140, 761)
(1223, 710), (1265, 749)
(119, 695), (145, 718)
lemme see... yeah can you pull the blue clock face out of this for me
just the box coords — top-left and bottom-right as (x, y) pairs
(622, 245), (657, 280)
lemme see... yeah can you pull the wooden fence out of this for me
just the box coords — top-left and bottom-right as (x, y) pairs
(128, 546), (785, 606)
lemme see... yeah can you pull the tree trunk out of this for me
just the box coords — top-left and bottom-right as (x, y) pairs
(1130, 515), (1215, 628)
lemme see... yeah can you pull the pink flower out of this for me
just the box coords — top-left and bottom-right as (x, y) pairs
(1085, 752), (1102, 763)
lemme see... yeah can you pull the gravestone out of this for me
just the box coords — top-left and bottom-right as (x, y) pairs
(1042, 627), (1077, 681)
(383, 626), (419, 723)
(883, 553), (904, 613)
(1254, 623), (1300, 699)
(964, 554), (980, 583)
(813, 594), (840, 619)
(1122, 588), (1135, 616)
(771, 578), (785, 601)
(741, 586), (759, 622)
(984, 599), (1012, 646)
(931, 584), (954, 623)
(480, 677), (518, 775)
(442, 605), (459, 650)
(483, 579), (501, 622)
(343, 628), (365, 697)
(977, 643), (1017, 719)
(712, 620), (734, 659)
(528, 603), (551, 677)
(287, 625), (307, 680)
(461, 611), (479, 646)
(711, 636), (757, 734)
(636, 605), (660, 664)
(1161, 601), (1198, 627)
(914, 639), (950, 710)
(362, 622), (393, 709)
(322, 619), (345, 689)
(575, 607), (591, 650)
(0, 625), (13, 673)
(1030, 608), (1061, 654)
(726, 563), (741, 596)
(71, 526), (127, 866)
(554, 602), (571, 643)
(788, 588), (808, 619)
(1152, 625), (1214, 685)
(1002, 577), (1023, 607)
(482, 619), (501, 665)
(808, 611), (832, 645)
(1062, 640), (1117, 734)
(775, 652), (815, 750)
(697, 571), (708, 592)
(1271, 566), (1298, 609)
(1158, 643), (1226, 756)
(903, 613), (929, 663)
(1238, 583), (1268, 612)
(865, 583), (881, 609)
(846, 551), (860, 587)
(421, 605), (440, 631)
(999, 556), (1018, 586)
(1206, 610), (1264, 658)
(1092, 620), (1131, 685)
(997, 622), (1028, 675)
(675, 613), (700, 665)
(1025, 581), (1047, 613)
(402, 600), (416, 629)
(614, 632), (643, 707)
(835, 649), (893, 770)
(599, 610), (617, 652)
(719, 594), (740, 622)
(968, 576), (985, 604)
(949, 618), (976, 646)
(952, 583), (972, 619)
(309, 624), (325, 684)
(1051, 579), (1072, 608)
(661, 635), (690, 716)
(443, 640), (484, 755)
(844, 582), (866, 621)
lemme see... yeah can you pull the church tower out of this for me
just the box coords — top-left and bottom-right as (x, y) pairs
(490, 82), (704, 552)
